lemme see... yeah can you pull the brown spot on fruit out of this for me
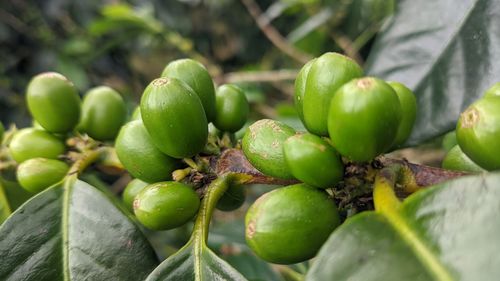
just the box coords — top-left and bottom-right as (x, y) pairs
(152, 78), (169, 86)
(246, 220), (256, 238)
(133, 198), (140, 211)
(460, 107), (479, 129)
(357, 78), (374, 90)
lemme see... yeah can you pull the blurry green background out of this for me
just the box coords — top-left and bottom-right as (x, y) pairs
(0, 0), (394, 127)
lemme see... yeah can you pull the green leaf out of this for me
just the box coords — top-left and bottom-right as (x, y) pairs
(307, 172), (500, 280)
(88, 3), (162, 36)
(365, 0), (500, 145)
(341, 0), (395, 39)
(223, 252), (284, 281)
(209, 220), (247, 249)
(146, 175), (248, 281)
(0, 178), (33, 224)
(1, 179), (33, 210)
(0, 181), (11, 224)
(55, 57), (89, 90)
(209, 220), (283, 281)
(0, 177), (158, 280)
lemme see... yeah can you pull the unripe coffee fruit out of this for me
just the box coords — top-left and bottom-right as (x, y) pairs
(9, 128), (65, 163)
(134, 182), (200, 230)
(141, 78), (208, 158)
(242, 119), (295, 179)
(26, 72), (80, 133)
(115, 120), (180, 183)
(328, 77), (402, 162)
(245, 184), (340, 264)
(17, 158), (69, 193)
(214, 84), (249, 133)
(300, 53), (363, 136)
(161, 59), (216, 122)
(80, 86), (127, 141)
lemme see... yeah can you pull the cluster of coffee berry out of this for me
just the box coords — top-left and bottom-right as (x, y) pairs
(241, 52), (417, 264)
(442, 83), (500, 172)
(8, 72), (127, 193)
(116, 59), (250, 230)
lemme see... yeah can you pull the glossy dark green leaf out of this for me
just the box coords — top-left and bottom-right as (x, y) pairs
(365, 0), (500, 145)
(146, 175), (247, 281)
(223, 252), (283, 281)
(342, 0), (395, 39)
(307, 173), (500, 280)
(209, 220), (247, 249)
(0, 178), (158, 281)
(146, 242), (247, 281)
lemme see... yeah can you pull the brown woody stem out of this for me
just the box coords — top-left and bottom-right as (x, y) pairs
(213, 149), (467, 191)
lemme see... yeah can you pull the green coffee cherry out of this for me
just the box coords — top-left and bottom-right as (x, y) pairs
(242, 119), (296, 179)
(115, 120), (180, 183)
(245, 184), (339, 264)
(483, 82), (500, 98)
(294, 59), (315, 124)
(388, 81), (416, 147)
(16, 158), (69, 193)
(134, 181), (200, 230)
(214, 84), (249, 133)
(122, 178), (148, 211)
(26, 72), (81, 133)
(300, 53), (363, 136)
(141, 78), (208, 158)
(328, 77), (402, 162)
(9, 128), (65, 163)
(456, 97), (500, 170)
(79, 86), (127, 141)
(161, 59), (216, 121)
(442, 131), (457, 152)
(216, 184), (246, 212)
(283, 133), (343, 188)
(442, 145), (484, 173)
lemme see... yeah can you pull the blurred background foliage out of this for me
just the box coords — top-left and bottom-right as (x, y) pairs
(0, 0), (394, 127)
(0, 0), (394, 279)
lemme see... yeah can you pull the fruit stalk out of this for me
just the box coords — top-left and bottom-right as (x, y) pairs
(193, 173), (251, 241)
(67, 147), (107, 177)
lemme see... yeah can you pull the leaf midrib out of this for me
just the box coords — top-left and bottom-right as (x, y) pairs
(62, 177), (75, 281)
(380, 208), (454, 281)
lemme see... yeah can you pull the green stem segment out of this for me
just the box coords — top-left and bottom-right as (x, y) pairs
(275, 265), (305, 281)
(187, 173), (251, 280)
(193, 173), (250, 242)
(67, 147), (107, 178)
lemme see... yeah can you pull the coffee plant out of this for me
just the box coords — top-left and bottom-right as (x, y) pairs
(1, 1), (500, 281)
